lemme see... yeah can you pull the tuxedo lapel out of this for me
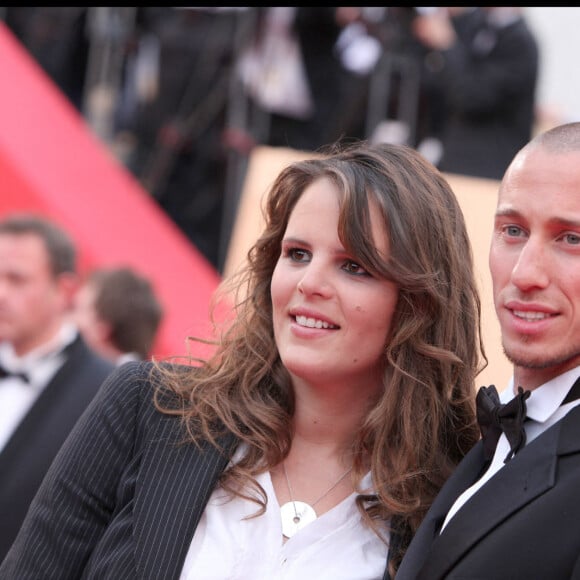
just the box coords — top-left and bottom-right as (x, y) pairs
(396, 443), (488, 579)
(0, 337), (107, 470)
(557, 404), (580, 455)
(0, 338), (82, 462)
(417, 419), (563, 579)
(134, 416), (238, 580)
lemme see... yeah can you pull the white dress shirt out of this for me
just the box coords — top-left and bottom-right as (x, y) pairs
(0, 323), (78, 453)
(115, 351), (141, 366)
(441, 366), (580, 532)
(180, 457), (389, 580)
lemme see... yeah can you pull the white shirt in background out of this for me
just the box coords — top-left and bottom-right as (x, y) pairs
(0, 323), (77, 453)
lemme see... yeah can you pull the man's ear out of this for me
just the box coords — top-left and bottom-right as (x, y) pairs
(57, 272), (81, 311)
(93, 317), (113, 343)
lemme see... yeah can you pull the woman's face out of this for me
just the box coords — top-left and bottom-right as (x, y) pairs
(271, 177), (399, 393)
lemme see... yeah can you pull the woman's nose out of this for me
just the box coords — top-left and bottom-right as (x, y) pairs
(297, 263), (333, 298)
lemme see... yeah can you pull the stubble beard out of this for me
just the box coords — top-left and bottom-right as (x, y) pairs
(503, 337), (580, 371)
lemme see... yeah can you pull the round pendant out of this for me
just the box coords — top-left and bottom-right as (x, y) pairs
(280, 501), (317, 538)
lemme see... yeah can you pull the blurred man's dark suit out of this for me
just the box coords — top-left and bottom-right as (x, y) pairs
(0, 333), (114, 561)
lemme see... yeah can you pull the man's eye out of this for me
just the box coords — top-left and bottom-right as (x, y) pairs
(563, 232), (580, 245)
(505, 225), (523, 237)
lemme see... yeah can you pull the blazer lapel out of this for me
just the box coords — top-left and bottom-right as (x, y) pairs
(418, 419), (563, 579)
(134, 417), (238, 580)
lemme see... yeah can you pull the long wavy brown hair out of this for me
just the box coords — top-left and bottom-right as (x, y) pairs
(154, 141), (486, 574)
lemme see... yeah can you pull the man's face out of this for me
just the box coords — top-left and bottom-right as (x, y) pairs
(489, 147), (580, 389)
(0, 233), (72, 356)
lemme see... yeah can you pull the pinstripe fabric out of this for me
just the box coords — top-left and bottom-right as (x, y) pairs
(0, 361), (237, 579)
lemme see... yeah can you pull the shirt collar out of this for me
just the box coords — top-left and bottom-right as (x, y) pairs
(503, 366), (580, 423)
(0, 322), (78, 372)
(116, 352), (141, 366)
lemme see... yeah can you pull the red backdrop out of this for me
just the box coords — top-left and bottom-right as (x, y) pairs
(0, 22), (223, 360)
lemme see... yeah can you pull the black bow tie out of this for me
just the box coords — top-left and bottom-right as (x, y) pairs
(477, 378), (580, 464)
(0, 364), (30, 384)
(476, 385), (531, 463)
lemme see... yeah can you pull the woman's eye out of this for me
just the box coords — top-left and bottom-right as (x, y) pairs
(342, 260), (368, 276)
(287, 248), (310, 262)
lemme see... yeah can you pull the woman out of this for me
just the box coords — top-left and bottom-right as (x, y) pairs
(0, 142), (486, 579)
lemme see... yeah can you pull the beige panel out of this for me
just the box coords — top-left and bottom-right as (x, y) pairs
(224, 146), (512, 391)
(444, 173), (511, 391)
(224, 147), (308, 279)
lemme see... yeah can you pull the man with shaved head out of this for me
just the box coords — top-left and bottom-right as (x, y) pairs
(397, 122), (580, 579)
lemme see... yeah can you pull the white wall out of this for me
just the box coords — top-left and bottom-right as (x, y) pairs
(524, 7), (580, 124)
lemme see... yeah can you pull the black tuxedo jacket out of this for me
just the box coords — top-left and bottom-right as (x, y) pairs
(0, 334), (115, 562)
(396, 404), (580, 579)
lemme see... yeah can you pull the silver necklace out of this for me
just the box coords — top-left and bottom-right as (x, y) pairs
(280, 462), (352, 538)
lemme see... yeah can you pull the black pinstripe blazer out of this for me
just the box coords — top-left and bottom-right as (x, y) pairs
(0, 361), (239, 579)
(0, 361), (397, 579)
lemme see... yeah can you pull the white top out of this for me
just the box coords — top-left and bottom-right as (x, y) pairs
(0, 323), (77, 452)
(180, 465), (389, 580)
(441, 366), (580, 531)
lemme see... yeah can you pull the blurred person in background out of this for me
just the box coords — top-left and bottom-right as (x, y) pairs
(120, 7), (241, 271)
(239, 7), (369, 151)
(412, 7), (539, 180)
(0, 214), (115, 562)
(2, 7), (90, 111)
(74, 266), (164, 366)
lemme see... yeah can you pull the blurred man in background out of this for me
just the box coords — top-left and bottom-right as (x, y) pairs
(412, 7), (539, 180)
(74, 266), (164, 366)
(0, 214), (115, 561)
